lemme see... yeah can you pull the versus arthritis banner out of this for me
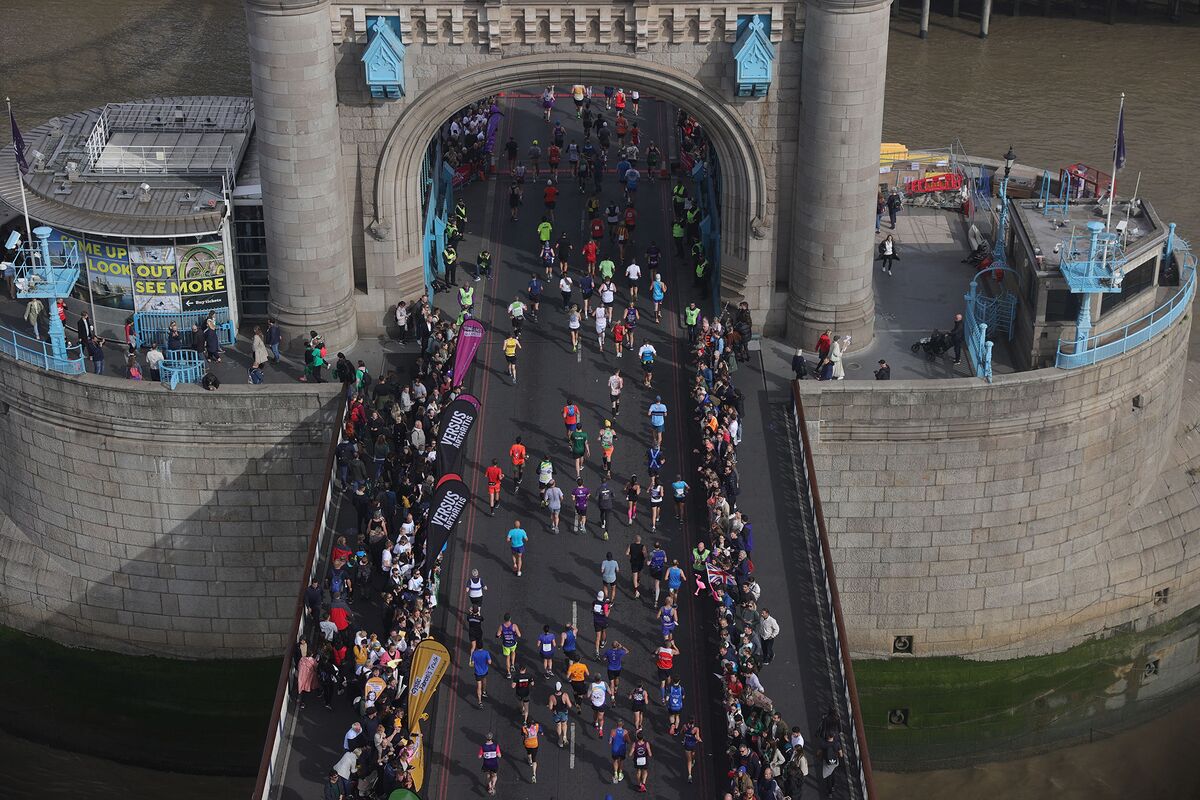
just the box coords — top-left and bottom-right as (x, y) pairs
(450, 318), (485, 388)
(405, 638), (451, 792)
(418, 473), (469, 569)
(435, 394), (480, 477)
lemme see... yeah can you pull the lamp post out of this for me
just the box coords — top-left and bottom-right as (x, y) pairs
(993, 146), (1016, 269)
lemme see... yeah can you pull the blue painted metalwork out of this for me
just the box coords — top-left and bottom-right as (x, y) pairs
(963, 279), (995, 382)
(1040, 169), (1071, 219)
(421, 140), (455, 297)
(363, 17), (405, 99)
(1058, 220), (1127, 294)
(1056, 232), (1197, 368)
(13, 226), (81, 365)
(159, 348), (207, 390)
(0, 325), (85, 374)
(733, 15), (774, 97)
(976, 176), (1022, 341)
(134, 308), (235, 350)
(690, 156), (722, 315)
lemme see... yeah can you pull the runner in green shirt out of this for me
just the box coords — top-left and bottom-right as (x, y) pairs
(598, 258), (616, 281)
(597, 420), (617, 474)
(570, 427), (591, 478)
(538, 217), (553, 244)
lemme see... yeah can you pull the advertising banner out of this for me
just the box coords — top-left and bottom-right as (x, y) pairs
(176, 241), (228, 311)
(435, 394), (480, 477)
(450, 318), (485, 388)
(418, 473), (469, 569)
(79, 236), (134, 310)
(129, 244), (181, 312)
(405, 638), (451, 792)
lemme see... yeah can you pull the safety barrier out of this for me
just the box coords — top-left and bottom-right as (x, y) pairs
(681, 131), (722, 316)
(159, 349), (206, 390)
(1056, 235), (1196, 368)
(791, 383), (876, 799)
(0, 326), (86, 375)
(963, 294), (994, 383)
(133, 308), (236, 350)
(252, 396), (346, 800)
(421, 140), (456, 298)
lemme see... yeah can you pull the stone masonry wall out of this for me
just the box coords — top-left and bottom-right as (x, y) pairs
(0, 355), (341, 658)
(799, 314), (1197, 659)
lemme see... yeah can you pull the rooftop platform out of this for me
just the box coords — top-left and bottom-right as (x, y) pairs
(0, 96), (255, 238)
(1012, 196), (1167, 279)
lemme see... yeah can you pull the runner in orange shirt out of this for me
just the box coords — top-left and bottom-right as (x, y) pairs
(509, 436), (527, 489)
(485, 458), (504, 516)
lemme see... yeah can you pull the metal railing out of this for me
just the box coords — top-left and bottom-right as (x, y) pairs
(1056, 236), (1196, 368)
(421, 140), (455, 298)
(791, 383), (876, 799)
(252, 396), (347, 800)
(963, 295), (994, 383)
(134, 308), (236, 350)
(87, 144), (236, 180)
(0, 326), (86, 375)
(159, 350), (207, 390)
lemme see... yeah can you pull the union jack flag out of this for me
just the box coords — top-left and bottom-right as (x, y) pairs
(706, 563), (736, 591)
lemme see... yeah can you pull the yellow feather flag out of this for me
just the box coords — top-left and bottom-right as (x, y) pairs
(405, 638), (451, 791)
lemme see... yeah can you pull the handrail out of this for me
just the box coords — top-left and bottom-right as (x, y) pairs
(791, 381), (876, 799)
(0, 325), (86, 375)
(1056, 238), (1196, 368)
(251, 393), (347, 800)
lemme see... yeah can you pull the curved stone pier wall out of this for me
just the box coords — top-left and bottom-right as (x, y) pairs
(800, 314), (1197, 659)
(0, 355), (340, 658)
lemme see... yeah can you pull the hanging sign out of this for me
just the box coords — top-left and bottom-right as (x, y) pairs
(450, 319), (485, 387)
(418, 473), (469, 569)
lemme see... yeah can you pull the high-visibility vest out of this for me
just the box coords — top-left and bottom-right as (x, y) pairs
(455, 202), (467, 222)
(478, 251), (491, 269)
(673, 183), (686, 198)
(672, 223), (684, 240)
(684, 307), (700, 326)
(695, 259), (709, 278)
(459, 287), (474, 307)
(442, 247), (456, 264)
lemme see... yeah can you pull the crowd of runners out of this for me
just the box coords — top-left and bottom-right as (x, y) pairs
(295, 85), (843, 800)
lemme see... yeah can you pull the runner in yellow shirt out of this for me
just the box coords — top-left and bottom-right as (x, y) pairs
(502, 334), (522, 383)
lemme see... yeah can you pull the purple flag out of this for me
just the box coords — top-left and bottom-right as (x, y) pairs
(450, 319), (485, 388)
(1113, 103), (1126, 172)
(9, 108), (28, 175)
(483, 104), (503, 155)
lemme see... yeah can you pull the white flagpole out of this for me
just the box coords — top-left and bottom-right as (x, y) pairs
(5, 96), (34, 248)
(1105, 92), (1125, 234)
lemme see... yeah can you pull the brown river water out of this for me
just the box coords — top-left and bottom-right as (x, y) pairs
(1, 1), (1198, 797)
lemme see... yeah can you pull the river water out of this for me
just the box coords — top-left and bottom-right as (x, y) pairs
(1, 1), (1197, 797)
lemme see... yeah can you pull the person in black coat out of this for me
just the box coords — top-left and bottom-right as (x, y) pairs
(950, 313), (965, 365)
(791, 349), (809, 380)
(75, 311), (94, 344)
(874, 360), (891, 380)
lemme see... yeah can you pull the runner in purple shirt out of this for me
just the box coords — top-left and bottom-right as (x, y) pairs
(572, 478), (591, 534)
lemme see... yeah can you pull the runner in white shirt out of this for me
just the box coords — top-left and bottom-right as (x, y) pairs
(608, 369), (624, 416)
(625, 260), (642, 301)
(594, 305), (609, 351)
(589, 678), (610, 735)
(600, 280), (617, 321)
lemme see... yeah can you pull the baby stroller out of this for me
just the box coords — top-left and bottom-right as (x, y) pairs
(911, 329), (954, 359)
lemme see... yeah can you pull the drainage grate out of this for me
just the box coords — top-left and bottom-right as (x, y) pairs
(892, 635), (913, 654)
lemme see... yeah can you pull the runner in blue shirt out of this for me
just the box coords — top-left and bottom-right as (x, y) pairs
(671, 475), (690, 521)
(648, 542), (668, 605)
(560, 623), (578, 670)
(666, 676), (686, 735)
(646, 444), (666, 477)
(609, 720), (630, 784)
(647, 396), (668, 446)
(603, 640), (629, 696)
(666, 559), (685, 603)
(649, 270), (666, 323)
(472, 648), (493, 708)
(527, 274), (543, 321)
(507, 520), (528, 576)
(537, 625), (556, 677)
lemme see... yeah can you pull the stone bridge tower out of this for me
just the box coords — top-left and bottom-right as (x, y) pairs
(243, 0), (893, 349)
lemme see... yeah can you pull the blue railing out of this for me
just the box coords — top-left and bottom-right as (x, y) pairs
(963, 286), (995, 383)
(159, 349), (207, 390)
(133, 308), (236, 350)
(0, 325), (85, 375)
(421, 140), (455, 298)
(690, 155), (722, 316)
(1056, 236), (1197, 368)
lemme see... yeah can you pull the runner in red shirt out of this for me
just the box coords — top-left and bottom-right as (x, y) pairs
(543, 180), (559, 222)
(509, 437), (527, 488)
(624, 206), (637, 238)
(486, 458), (504, 516)
(562, 402), (581, 443)
(590, 217), (605, 242)
(583, 240), (599, 275)
(548, 144), (562, 179)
